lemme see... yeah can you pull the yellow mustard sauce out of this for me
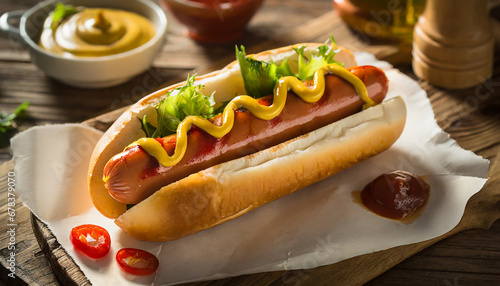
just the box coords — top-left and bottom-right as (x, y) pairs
(133, 64), (375, 167)
(39, 8), (155, 57)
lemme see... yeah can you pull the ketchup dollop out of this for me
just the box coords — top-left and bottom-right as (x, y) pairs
(361, 171), (429, 220)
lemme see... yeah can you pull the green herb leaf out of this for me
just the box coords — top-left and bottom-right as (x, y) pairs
(0, 102), (29, 130)
(51, 2), (78, 30)
(141, 75), (217, 138)
(0, 102), (29, 148)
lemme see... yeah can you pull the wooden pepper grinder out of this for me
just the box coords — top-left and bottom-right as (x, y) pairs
(412, 0), (494, 89)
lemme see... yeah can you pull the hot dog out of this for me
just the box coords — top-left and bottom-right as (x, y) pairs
(88, 42), (406, 241)
(104, 65), (388, 205)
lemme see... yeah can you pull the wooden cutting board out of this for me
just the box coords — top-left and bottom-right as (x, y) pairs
(2, 10), (500, 286)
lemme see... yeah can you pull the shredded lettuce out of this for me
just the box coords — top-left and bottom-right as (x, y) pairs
(293, 40), (342, 80)
(236, 36), (342, 98)
(141, 75), (216, 138)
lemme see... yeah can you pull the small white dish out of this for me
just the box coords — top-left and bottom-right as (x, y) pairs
(0, 0), (167, 88)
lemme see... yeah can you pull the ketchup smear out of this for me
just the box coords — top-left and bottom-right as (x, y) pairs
(360, 170), (430, 221)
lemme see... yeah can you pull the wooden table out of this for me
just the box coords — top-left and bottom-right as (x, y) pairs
(1, 0), (500, 285)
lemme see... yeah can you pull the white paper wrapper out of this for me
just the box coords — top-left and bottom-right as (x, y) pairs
(12, 53), (489, 285)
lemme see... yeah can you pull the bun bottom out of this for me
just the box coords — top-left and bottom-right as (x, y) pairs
(115, 97), (407, 242)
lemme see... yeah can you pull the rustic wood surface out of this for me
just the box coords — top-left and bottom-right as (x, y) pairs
(1, 0), (500, 285)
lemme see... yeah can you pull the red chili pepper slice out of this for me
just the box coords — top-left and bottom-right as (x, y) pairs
(70, 224), (111, 259)
(116, 248), (159, 276)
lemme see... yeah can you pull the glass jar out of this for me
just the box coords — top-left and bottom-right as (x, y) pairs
(333, 0), (426, 63)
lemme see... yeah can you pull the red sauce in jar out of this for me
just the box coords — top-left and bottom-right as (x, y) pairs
(360, 171), (430, 220)
(162, 0), (264, 43)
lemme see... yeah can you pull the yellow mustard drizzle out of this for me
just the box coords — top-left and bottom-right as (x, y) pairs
(133, 64), (375, 167)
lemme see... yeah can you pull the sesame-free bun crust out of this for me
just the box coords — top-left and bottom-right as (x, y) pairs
(115, 96), (406, 241)
(88, 43), (356, 218)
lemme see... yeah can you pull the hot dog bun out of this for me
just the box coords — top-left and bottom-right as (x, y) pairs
(89, 43), (356, 219)
(88, 43), (406, 242)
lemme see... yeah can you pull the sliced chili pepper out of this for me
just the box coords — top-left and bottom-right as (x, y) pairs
(116, 248), (159, 276)
(70, 224), (111, 259)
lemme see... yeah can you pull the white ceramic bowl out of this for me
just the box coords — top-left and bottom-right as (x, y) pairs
(0, 0), (167, 88)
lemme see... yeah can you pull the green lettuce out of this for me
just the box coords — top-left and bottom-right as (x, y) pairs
(236, 37), (342, 98)
(141, 75), (216, 138)
(293, 42), (342, 80)
(236, 46), (284, 99)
